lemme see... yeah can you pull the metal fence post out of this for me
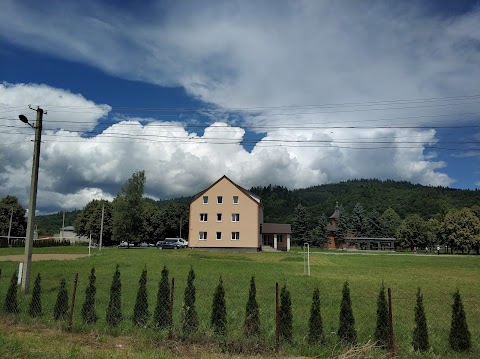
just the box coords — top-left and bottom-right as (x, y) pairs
(275, 282), (279, 348)
(169, 277), (175, 337)
(388, 287), (395, 357)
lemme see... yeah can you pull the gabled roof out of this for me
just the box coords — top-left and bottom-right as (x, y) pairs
(191, 175), (261, 205)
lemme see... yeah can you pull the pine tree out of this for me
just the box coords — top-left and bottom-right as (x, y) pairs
(279, 284), (293, 343)
(374, 282), (389, 348)
(211, 276), (227, 336)
(28, 273), (42, 317)
(338, 281), (356, 344)
(292, 204), (308, 246)
(106, 265), (122, 327)
(244, 276), (260, 337)
(53, 278), (69, 321)
(182, 267), (198, 334)
(350, 202), (368, 237)
(4, 272), (19, 314)
(449, 290), (471, 352)
(308, 287), (323, 344)
(133, 268), (149, 326)
(154, 266), (170, 329)
(81, 267), (98, 324)
(412, 288), (429, 352)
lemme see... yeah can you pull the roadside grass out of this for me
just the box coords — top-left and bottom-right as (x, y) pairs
(0, 246), (478, 358)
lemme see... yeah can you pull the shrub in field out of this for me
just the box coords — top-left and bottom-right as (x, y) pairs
(182, 267), (198, 335)
(53, 278), (69, 320)
(374, 282), (389, 348)
(81, 267), (98, 324)
(308, 287), (324, 344)
(4, 272), (19, 314)
(28, 273), (42, 317)
(154, 266), (170, 329)
(133, 268), (149, 327)
(412, 288), (429, 352)
(338, 281), (357, 345)
(449, 290), (471, 352)
(244, 276), (260, 337)
(106, 265), (122, 327)
(280, 284), (293, 343)
(211, 276), (227, 336)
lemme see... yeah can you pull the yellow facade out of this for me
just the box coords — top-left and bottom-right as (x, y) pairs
(189, 176), (263, 249)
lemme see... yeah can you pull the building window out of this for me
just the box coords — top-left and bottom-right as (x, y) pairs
(233, 196), (239, 204)
(231, 213), (240, 222)
(203, 196), (208, 204)
(216, 232), (222, 240)
(217, 213), (222, 222)
(278, 234), (283, 243)
(231, 232), (240, 240)
(217, 196), (223, 204)
(200, 213), (208, 222)
(199, 232), (207, 240)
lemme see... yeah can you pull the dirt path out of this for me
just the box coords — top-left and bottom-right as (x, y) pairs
(0, 253), (89, 262)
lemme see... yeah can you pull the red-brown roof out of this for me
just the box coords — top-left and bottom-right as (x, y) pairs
(262, 223), (292, 234)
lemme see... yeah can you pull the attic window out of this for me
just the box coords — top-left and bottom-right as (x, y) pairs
(203, 196), (208, 204)
(217, 196), (223, 204)
(233, 196), (239, 204)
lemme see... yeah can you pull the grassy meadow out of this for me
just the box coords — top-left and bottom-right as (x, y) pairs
(0, 246), (479, 358)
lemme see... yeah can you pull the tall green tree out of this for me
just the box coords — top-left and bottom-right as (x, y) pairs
(74, 199), (112, 245)
(106, 265), (122, 327)
(381, 208), (401, 238)
(182, 267), (198, 335)
(449, 290), (471, 352)
(133, 268), (149, 327)
(81, 268), (98, 324)
(113, 170), (146, 244)
(244, 276), (260, 337)
(292, 204), (308, 246)
(141, 201), (163, 241)
(154, 266), (170, 329)
(158, 202), (189, 239)
(308, 287), (324, 344)
(396, 214), (431, 249)
(338, 281), (356, 344)
(374, 282), (389, 348)
(350, 202), (368, 237)
(0, 196), (26, 238)
(279, 284), (293, 343)
(366, 209), (384, 238)
(336, 206), (352, 241)
(440, 208), (480, 254)
(308, 215), (329, 247)
(412, 288), (429, 352)
(211, 276), (227, 336)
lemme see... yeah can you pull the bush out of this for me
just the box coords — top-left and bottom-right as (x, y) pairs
(308, 287), (324, 344)
(279, 284), (293, 343)
(81, 267), (98, 324)
(374, 282), (389, 348)
(211, 276), (227, 336)
(338, 281), (356, 345)
(154, 266), (170, 329)
(182, 267), (198, 335)
(28, 273), (42, 317)
(412, 288), (429, 352)
(53, 278), (69, 321)
(449, 290), (471, 352)
(244, 276), (260, 337)
(133, 268), (149, 327)
(4, 272), (19, 314)
(106, 265), (122, 327)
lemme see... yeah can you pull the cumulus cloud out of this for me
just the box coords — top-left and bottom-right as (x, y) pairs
(1, 1), (479, 211)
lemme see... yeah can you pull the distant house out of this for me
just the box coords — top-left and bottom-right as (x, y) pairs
(188, 175), (291, 251)
(54, 226), (89, 244)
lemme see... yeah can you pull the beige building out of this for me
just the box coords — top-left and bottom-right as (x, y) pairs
(189, 176), (291, 251)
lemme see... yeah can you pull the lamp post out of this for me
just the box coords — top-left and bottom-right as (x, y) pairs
(19, 107), (43, 293)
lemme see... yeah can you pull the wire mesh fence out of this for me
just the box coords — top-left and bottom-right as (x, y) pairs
(0, 251), (478, 357)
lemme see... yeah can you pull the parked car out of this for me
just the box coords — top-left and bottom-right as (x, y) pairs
(156, 240), (164, 248)
(159, 238), (185, 249)
(119, 241), (134, 248)
(138, 242), (150, 247)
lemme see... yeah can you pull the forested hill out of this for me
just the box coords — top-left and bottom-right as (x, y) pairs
(249, 179), (480, 225)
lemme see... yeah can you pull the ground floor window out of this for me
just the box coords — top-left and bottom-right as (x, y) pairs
(216, 232), (222, 240)
(231, 232), (240, 240)
(199, 232), (207, 240)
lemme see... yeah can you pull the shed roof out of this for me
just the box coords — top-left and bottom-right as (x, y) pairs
(262, 223), (292, 234)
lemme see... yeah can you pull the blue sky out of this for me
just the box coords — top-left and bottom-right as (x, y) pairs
(0, 0), (479, 213)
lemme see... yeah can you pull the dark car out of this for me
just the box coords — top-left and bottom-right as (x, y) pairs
(159, 238), (183, 249)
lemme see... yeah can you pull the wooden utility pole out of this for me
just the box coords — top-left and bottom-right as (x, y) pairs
(21, 106), (44, 293)
(99, 202), (105, 250)
(7, 207), (13, 246)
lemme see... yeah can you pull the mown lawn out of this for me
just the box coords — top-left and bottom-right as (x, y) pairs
(0, 246), (478, 358)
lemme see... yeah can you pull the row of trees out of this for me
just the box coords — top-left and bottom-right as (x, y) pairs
(0, 196), (26, 238)
(3, 268), (471, 353)
(292, 201), (480, 253)
(73, 171), (189, 245)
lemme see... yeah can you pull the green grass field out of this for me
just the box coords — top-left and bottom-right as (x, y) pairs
(0, 246), (478, 358)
